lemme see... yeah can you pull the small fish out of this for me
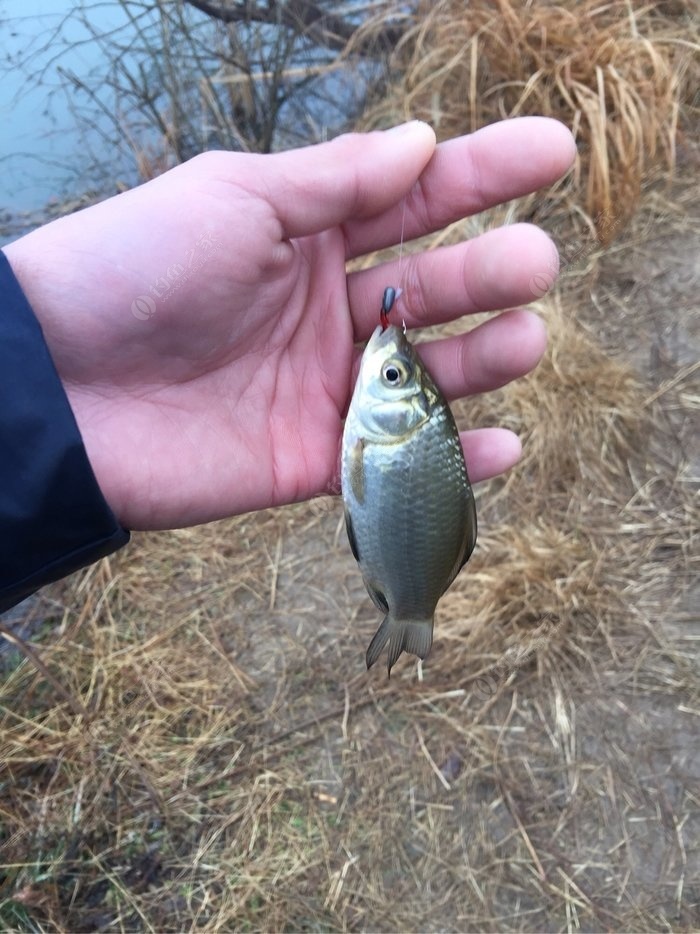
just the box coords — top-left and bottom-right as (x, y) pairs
(341, 303), (477, 675)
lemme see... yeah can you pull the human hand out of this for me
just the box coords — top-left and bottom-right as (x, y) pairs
(4, 118), (575, 530)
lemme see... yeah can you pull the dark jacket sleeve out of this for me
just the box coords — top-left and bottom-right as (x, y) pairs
(0, 249), (130, 613)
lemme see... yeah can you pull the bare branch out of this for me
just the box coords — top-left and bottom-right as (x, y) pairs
(184, 0), (405, 53)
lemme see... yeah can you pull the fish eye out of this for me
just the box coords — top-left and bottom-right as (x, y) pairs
(381, 359), (409, 387)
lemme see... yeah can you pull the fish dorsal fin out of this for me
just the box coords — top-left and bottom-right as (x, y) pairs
(460, 490), (478, 569)
(445, 488), (478, 590)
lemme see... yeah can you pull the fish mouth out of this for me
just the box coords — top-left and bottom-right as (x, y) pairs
(367, 323), (410, 354)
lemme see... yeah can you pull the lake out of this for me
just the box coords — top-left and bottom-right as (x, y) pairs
(0, 0), (374, 244)
(0, 0), (140, 218)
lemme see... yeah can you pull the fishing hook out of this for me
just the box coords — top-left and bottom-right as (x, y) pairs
(379, 286), (403, 331)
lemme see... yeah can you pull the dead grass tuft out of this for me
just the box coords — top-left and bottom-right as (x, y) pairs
(437, 291), (697, 700)
(363, 0), (699, 241)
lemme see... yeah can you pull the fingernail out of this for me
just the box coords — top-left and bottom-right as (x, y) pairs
(383, 120), (432, 138)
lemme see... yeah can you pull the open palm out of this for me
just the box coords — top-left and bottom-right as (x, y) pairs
(4, 119), (575, 530)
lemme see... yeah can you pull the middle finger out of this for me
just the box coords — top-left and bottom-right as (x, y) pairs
(347, 223), (558, 341)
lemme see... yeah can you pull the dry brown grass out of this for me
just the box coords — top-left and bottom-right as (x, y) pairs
(2, 2), (699, 931)
(1, 204), (697, 927)
(363, 0), (699, 242)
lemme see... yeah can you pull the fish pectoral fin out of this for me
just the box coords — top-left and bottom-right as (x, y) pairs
(348, 437), (365, 504)
(366, 617), (434, 677)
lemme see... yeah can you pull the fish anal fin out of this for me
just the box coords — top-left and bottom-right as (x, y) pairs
(366, 580), (389, 614)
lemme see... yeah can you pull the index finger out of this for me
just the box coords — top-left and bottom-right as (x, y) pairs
(342, 117), (576, 259)
(225, 122), (437, 240)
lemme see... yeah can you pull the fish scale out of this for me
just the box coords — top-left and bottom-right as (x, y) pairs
(342, 322), (477, 675)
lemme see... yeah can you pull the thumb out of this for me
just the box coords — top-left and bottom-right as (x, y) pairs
(237, 122), (437, 239)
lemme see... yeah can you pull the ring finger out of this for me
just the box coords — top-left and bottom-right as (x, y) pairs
(415, 308), (547, 401)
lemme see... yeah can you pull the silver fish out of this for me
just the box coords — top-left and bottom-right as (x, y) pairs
(341, 321), (477, 675)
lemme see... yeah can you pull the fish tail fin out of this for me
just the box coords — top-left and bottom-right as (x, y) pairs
(366, 616), (434, 676)
(365, 616), (392, 671)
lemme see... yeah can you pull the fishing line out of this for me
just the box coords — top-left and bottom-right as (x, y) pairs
(397, 197), (407, 333)
(397, 196), (407, 291)
(380, 198), (408, 332)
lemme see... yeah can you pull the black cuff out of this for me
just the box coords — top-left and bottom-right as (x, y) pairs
(0, 249), (130, 613)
